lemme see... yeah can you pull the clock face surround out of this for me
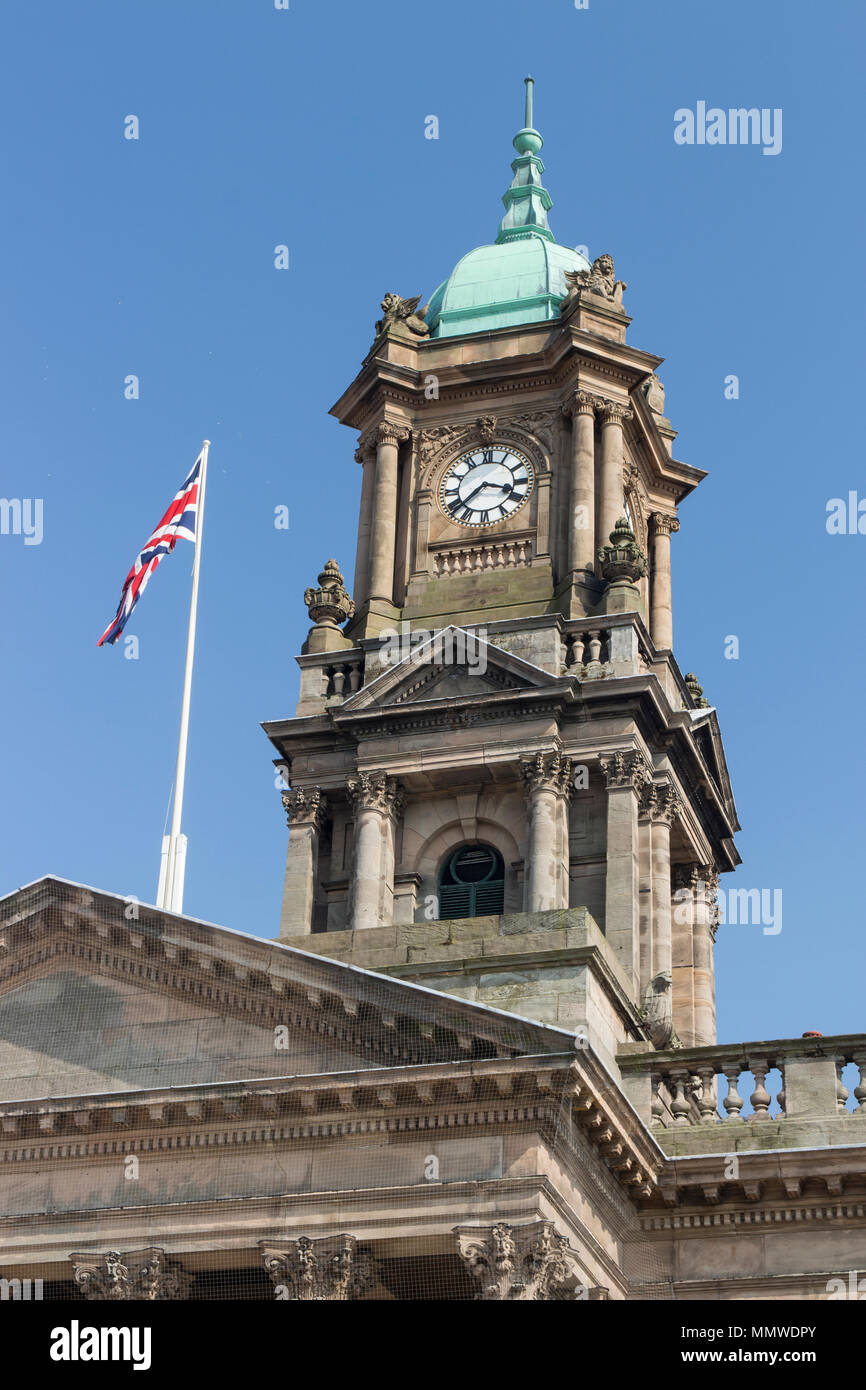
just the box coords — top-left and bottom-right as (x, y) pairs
(438, 445), (534, 528)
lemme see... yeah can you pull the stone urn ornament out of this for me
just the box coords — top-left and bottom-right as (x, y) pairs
(304, 559), (355, 629)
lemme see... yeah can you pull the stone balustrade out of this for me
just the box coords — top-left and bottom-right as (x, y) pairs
(320, 657), (364, 698)
(564, 626), (611, 675)
(431, 537), (532, 576)
(619, 1034), (866, 1148)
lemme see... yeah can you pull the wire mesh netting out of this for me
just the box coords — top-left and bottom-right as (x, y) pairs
(0, 878), (671, 1302)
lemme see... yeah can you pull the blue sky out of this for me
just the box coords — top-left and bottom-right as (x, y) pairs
(1, 0), (863, 1045)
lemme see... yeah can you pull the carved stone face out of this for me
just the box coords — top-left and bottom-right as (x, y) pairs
(596, 254), (615, 277)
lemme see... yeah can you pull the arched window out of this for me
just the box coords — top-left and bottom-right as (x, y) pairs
(438, 843), (505, 919)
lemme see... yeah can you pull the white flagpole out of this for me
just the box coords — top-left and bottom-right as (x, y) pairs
(157, 439), (210, 914)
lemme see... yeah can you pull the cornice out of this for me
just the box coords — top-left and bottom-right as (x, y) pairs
(640, 1195), (866, 1231)
(0, 1053), (664, 1203)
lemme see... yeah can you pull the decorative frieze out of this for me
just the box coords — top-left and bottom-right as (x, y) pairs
(454, 1220), (582, 1300)
(259, 1235), (374, 1301)
(69, 1248), (192, 1301)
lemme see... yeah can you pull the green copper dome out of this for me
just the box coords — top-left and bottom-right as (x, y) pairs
(426, 79), (591, 339)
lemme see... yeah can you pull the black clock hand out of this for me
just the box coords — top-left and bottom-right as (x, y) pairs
(465, 476), (510, 505)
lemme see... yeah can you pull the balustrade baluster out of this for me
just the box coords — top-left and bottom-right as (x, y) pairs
(650, 1074), (664, 1127)
(722, 1064), (745, 1120)
(669, 1069), (692, 1125)
(748, 1060), (771, 1120)
(696, 1065), (718, 1123)
(836, 1060), (850, 1114)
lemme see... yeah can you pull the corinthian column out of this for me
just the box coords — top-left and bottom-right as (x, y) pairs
(454, 1221), (582, 1301)
(69, 1249), (192, 1300)
(562, 391), (598, 576)
(599, 750), (651, 995)
(259, 1235), (374, 1301)
(521, 752), (573, 912)
(368, 420), (409, 607)
(597, 401), (632, 556)
(649, 512), (680, 650)
(280, 788), (328, 938)
(347, 771), (404, 930)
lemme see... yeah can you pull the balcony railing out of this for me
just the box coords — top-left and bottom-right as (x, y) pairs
(619, 1034), (866, 1132)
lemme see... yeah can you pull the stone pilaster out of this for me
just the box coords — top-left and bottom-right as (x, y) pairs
(367, 419), (409, 614)
(454, 1220), (583, 1300)
(649, 511), (679, 650)
(347, 771), (404, 930)
(280, 788), (329, 938)
(562, 390), (598, 575)
(650, 782), (680, 982)
(352, 434), (377, 610)
(599, 749), (652, 996)
(259, 1235), (374, 1301)
(69, 1249), (192, 1300)
(672, 862), (719, 1046)
(520, 752), (573, 912)
(597, 401), (632, 557)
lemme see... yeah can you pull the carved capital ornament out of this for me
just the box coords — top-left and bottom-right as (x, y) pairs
(454, 1220), (582, 1301)
(69, 1249), (192, 1301)
(347, 770), (404, 818)
(259, 1235), (374, 1301)
(521, 751), (574, 797)
(282, 787), (329, 831)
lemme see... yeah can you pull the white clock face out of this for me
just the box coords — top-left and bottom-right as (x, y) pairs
(439, 446), (534, 527)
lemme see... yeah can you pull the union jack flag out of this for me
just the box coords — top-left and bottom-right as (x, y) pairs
(97, 451), (203, 646)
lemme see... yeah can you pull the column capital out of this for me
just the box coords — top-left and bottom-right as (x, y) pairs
(673, 861), (721, 936)
(454, 1220), (582, 1301)
(259, 1235), (375, 1301)
(354, 431), (377, 464)
(561, 389), (600, 419)
(649, 510), (680, 537)
(376, 419), (410, 448)
(347, 769), (404, 818)
(282, 786), (329, 831)
(69, 1248), (192, 1301)
(649, 781), (681, 826)
(520, 750), (574, 797)
(597, 400), (633, 427)
(599, 749), (652, 792)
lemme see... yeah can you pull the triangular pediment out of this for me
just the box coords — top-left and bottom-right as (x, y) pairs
(0, 878), (567, 1105)
(341, 627), (566, 711)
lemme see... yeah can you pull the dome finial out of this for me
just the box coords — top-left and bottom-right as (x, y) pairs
(497, 77), (554, 243)
(513, 75), (543, 157)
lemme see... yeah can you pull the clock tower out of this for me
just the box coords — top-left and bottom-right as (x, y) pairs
(265, 80), (740, 1064)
